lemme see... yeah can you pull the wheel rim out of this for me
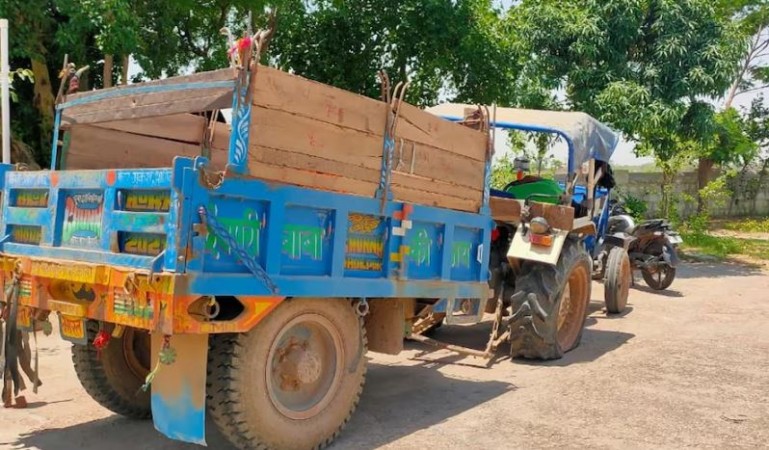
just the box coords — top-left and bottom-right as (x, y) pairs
(556, 264), (589, 350)
(122, 328), (151, 380)
(266, 314), (344, 420)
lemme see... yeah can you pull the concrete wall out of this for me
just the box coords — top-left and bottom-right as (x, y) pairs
(612, 170), (769, 218)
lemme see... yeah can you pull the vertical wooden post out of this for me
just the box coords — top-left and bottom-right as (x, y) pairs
(103, 54), (113, 88)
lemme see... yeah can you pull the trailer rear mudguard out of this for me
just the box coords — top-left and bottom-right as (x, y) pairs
(149, 333), (209, 445)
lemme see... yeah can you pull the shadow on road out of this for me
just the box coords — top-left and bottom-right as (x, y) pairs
(676, 261), (764, 279)
(12, 362), (513, 450)
(11, 416), (231, 450)
(631, 284), (684, 298)
(405, 312), (633, 370)
(333, 362), (514, 449)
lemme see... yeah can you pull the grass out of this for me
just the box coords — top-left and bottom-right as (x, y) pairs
(721, 218), (769, 234)
(681, 232), (769, 261)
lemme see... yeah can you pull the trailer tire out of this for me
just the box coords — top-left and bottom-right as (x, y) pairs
(604, 246), (631, 314)
(208, 298), (367, 450)
(71, 321), (151, 419)
(509, 240), (592, 360)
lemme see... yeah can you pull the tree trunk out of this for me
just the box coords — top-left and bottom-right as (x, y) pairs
(103, 54), (114, 88)
(696, 157), (715, 213)
(30, 57), (55, 164)
(728, 163), (750, 216)
(121, 55), (129, 85)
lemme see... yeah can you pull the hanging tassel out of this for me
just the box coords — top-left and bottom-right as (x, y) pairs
(92, 323), (111, 360)
(140, 335), (176, 392)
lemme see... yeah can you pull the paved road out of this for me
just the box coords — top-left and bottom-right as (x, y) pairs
(2, 261), (768, 449)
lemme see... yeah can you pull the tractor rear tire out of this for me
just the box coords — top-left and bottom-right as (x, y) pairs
(509, 240), (592, 360)
(71, 321), (151, 419)
(207, 298), (367, 450)
(604, 246), (631, 314)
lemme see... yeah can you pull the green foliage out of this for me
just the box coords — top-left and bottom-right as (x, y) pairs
(682, 232), (769, 261)
(619, 193), (647, 222)
(8, 68), (34, 103)
(517, 0), (743, 165)
(699, 175), (733, 210)
(491, 153), (516, 189)
(723, 217), (769, 233)
(681, 232), (743, 259)
(272, 0), (519, 106)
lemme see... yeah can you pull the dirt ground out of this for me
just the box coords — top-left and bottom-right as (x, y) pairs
(2, 261), (769, 450)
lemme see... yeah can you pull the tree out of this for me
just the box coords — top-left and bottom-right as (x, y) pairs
(270, 0), (520, 106)
(1, 0), (520, 168)
(515, 0), (743, 197)
(717, 0), (769, 109)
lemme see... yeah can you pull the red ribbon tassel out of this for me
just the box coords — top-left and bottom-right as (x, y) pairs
(93, 330), (111, 358)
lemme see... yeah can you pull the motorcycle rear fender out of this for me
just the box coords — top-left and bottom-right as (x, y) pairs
(662, 242), (680, 267)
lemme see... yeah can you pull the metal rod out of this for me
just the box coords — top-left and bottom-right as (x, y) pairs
(50, 110), (61, 170)
(1, 19), (10, 164)
(407, 333), (491, 359)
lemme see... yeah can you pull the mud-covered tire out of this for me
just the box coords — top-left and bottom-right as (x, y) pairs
(207, 298), (367, 450)
(604, 246), (631, 314)
(509, 240), (592, 360)
(71, 321), (151, 419)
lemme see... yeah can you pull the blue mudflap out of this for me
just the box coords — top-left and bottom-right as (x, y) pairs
(152, 388), (206, 446)
(150, 333), (209, 446)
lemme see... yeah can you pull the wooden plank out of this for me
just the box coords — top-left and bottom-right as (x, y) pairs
(248, 145), (481, 202)
(529, 202), (575, 231)
(392, 186), (480, 212)
(245, 160), (378, 197)
(490, 197), (522, 223)
(252, 66), (388, 135)
(245, 157), (479, 212)
(397, 102), (488, 162)
(66, 68), (235, 104)
(250, 106), (383, 167)
(250, 107), (484, 189)
(251, 65), (488, 162)
(391, 139), (485, 189)
(250, 145), (379, 183)
(64, 91), (233, 125)
(64, 125), (201, 170)
(89, 114), (207, 144)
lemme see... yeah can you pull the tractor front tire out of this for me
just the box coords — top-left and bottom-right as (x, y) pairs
(71, 321), (152, 419)
(207, 298), (367, 450)
(509, 240), (592, 360)
(604, 246), (631, 314)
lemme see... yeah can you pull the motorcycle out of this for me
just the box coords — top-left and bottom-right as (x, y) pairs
(607, 201), (682, 291)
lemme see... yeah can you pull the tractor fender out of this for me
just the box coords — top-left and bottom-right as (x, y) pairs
(507, 227), (569, 266)
(603, 232), (634, 251)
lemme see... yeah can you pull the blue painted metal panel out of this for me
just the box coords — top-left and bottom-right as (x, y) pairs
(280, 206), (334, 276)
(404, 222), (443, 280)
(181, 164), (492, 299)
(344, 212), (386, 279)
(0, 165), (178, 270)
(182, 274), (488, 299)
(450, 226), (483, 282)
(0, 156), (493, 300)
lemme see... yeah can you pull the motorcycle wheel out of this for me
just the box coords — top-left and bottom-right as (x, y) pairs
(642, 265), (676, 290)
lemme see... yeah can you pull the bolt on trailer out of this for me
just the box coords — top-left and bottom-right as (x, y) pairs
(0, 31), (624, 450)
